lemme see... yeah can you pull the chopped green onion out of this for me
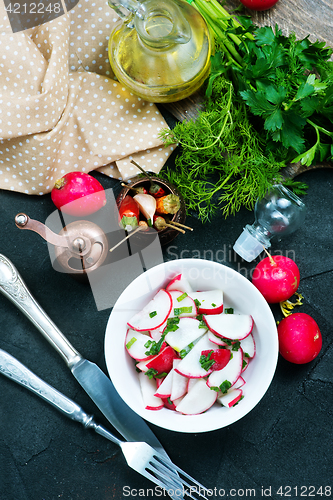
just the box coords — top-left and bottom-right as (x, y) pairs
(199, 351), (216, 371)
(194, 299), (201, 308)
(126, 337), (137, 349)
(211, 303), (216, 307)
(145, 368), (158, 379)
(165, 317), (180, 333)
(145, 334), (165, 356)
(219, 380), (232, 394)
(231, 340), (241, 351)
(224, 307), (234, 314)
(174, 306), (193, 316)
(180, 342), (195, 358)
(149, 311), (157, 318)
(177, 292), (188, 302)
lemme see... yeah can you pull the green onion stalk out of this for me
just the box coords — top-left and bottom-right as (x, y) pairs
(186, 0), (253, 69)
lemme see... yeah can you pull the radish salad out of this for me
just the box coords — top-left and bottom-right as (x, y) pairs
(125, 273), (256, 415)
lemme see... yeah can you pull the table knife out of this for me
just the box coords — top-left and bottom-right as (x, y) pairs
(0, 253), (182, 499)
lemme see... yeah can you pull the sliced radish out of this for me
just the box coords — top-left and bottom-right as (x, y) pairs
(234, 376), (246, 389)
(208, 331), (229, 346)
(176, 378), (217, 415)
(136, 357), (152, 372)
(201, 348), (231, 371)
(168, 290), (197, 319)
(164, 317), (206, 352)
(240, 333), (256, 358)
(217, 388), (243, 408)
(242, 355), (249, 373)
(154, 369), (173, 398)
(166, 274), (193, 294)
(204, 313), (254, 340)
(138, 372), (164, 410)
(125, 329), (153, 361)
(127, 289), (172, 332)
(207, 347), (243, 389)
(187, 378), (200, 392)
(150, 321), (167, 342)
(170, 359), (189, 401)
(162, 397), (176, 411)
(189, 290), (223, 315)
(174, 334), (217, 378)
(145, 345), (178, 374)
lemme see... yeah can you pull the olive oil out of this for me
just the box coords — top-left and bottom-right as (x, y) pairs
(108, 0), (211, 102)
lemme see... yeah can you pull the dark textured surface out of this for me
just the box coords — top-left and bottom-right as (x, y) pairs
(0, 164), (332, 500)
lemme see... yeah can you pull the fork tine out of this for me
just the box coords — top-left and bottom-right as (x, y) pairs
(148, 454), (210, 500)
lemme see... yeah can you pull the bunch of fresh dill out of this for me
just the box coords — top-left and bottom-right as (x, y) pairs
(160, 77), (287, 221)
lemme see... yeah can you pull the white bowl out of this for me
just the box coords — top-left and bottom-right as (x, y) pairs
(104, 259), (278, 433)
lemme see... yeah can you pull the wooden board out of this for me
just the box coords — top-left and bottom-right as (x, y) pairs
(163, 0), (333, 178)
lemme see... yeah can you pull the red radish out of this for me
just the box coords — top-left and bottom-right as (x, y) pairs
(164, 317), (206, 353)
(207, 348), (243, 389)
(217, 388), (243, 408)
(162, 397), (177, 411)
(234, 376), (246, 389)
(145, 345), (178, 374)
(166, 274), (193, 294)
(240, 333), (256, 358)
(187, 378), (199, 393)
(51, 172), (106, 216)
(252, 253), (300, 303)
(239, 0), (279, 10)
(189, 290), (224, 315)
(201, 348), (231, 371)
(170, 360), (189, 401)
(277, 313), (322, 364)
(241, 356), (250, 373)
(207, 331), (229, 346)
(118, 195), (140, 231)
(204, 313), (253, 340)
(168, 290), (197, 318)
(127, 289), (172, 331)
(125, 329), (158, 361)
(126, 281), (257, 414)
(175, 334), (218, 378)
(136, 358), (151, 372)
(138, 372), (164, 410)
(175, 378), (218, 415)
(154, 370), (173, 398)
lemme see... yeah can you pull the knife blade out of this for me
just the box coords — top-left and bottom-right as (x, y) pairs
(0, 254), (173, 462)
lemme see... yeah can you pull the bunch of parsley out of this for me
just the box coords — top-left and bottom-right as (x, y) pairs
(160, 0), (333, 221)
(235, 25), (333, 166)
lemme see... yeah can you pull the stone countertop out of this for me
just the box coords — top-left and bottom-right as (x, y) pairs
(0, 164), (332, 500)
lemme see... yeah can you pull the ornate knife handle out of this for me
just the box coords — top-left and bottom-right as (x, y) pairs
(0, 254), (81, 368)
(0, 348), (93, 425)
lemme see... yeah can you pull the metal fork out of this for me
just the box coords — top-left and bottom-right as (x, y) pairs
(0, 348), (210, 500)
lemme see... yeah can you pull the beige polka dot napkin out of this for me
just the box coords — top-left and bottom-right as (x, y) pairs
(0, 0), (175, 194)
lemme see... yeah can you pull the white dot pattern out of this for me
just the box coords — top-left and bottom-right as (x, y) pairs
(0, 0), (175, 194)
